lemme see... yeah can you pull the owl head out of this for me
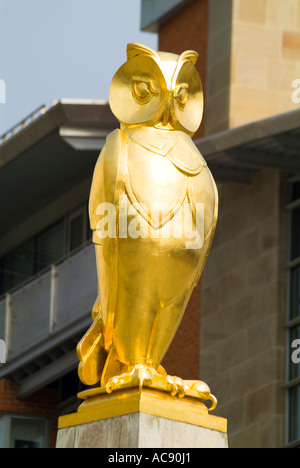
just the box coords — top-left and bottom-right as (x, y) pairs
(109, 43), (203, 136)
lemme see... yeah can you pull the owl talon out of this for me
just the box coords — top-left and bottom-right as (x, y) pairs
(105, 365), (154, 393)
(167, 376), (187, 398)
(132, 366), (153, 389)
(207, 394), (218, 412)
(106, 376), (119, 394)
(184, 380), (218, 410)
(187, 380), (212, 400)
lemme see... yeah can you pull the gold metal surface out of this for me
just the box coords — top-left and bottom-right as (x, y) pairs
(77, 43), (218, 409)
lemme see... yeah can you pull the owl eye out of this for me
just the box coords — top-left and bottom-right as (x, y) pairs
(174, 83), (189, 110)
(131, 76), (159, 105)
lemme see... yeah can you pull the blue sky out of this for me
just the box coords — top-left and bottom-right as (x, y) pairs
(0, 0), (157, 134)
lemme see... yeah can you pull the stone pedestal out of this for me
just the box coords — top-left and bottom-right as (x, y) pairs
(56, 387), (228, 448)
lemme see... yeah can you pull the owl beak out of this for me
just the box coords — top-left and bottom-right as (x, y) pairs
(160, 91), (174, 130)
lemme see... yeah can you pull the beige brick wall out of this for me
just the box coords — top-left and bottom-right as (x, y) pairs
(230, 0), (300, 127)
(206, 0), (300, 133)
(200, 169), (289, 448)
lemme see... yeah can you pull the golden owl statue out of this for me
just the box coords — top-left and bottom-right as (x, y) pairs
(77, 43), (218, 408)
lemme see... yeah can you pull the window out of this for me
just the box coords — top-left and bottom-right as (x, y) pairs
(0, 239), (35, 293)
(0, 203), (92, 296)
(0, 222), (64, 295)
(0, 415), (49, 448)
(35, 221), (65, 273)
(287, 180), (300, 447)
(68, 207), (89, 252)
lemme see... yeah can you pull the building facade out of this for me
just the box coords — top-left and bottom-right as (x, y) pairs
(0, 0), (299, 448)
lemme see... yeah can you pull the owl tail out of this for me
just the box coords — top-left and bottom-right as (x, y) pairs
(77, 295), (108, 386)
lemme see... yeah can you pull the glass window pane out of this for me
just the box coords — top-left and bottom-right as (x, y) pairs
(35, 221), (65, 272)
(290, 267), (300, 320)
(291, 207), (300, 260)
(290, 326), (300, 381)
(70, 214), (84, 251)
(288, 386), (300, 443)
(10, 417), (46, 448)
(0, 240), (35, 293)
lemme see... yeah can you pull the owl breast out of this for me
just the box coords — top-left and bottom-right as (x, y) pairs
(125, 137), (187, 229)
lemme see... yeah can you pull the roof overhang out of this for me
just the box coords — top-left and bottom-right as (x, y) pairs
(0, 313), (92, 399)
(141, 0), (195, 32)
(196, 108), (300, 183)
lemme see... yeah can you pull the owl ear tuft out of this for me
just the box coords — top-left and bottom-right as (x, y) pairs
(179, 50), (199, 65)
(127, 43), (158, 60)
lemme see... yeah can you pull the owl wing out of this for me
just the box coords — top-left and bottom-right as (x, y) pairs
(189, 163), (219, 287)
(197, 169), (218, 283)
(89, 128), (127, 242)
(78, 129), (127, 386)
(167, 133), (207, 175)
(90, 127), (127, 348)
(130, 127), (206, 175)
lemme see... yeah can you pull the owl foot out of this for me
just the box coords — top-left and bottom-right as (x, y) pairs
(106, 364), (155, 393)
(105, 367), (217, 410)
